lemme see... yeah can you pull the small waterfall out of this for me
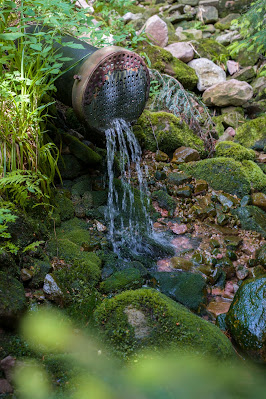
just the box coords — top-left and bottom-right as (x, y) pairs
(104, 119), (153, 255)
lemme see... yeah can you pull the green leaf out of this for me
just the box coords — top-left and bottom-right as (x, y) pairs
(29, 43), (43, 51)
(0, 32), (24, 40)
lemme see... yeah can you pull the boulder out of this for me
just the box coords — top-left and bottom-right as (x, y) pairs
(143, 15), (168, 47)
(0, 272), (27, 329)
(196, 5), (219, 23)
(202, 79), (253, 107)
(151, 271), (207, 311)
(179, 157), (251, 198)
(180, 0), (199, 5)
(188, 58), (226, 91)
(226, 277), (266, 363)
(256, 244), (266, 268)
(164, 42), (194, 63)
(94, 288), (235, 359)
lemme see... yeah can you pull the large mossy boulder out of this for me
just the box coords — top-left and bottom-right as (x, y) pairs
(235, 116), (266, 148)
(133, 110), (205, 155)
(151, 271), (207, 311)
(215, 141), (256, 162)
(61, 133), (102, 166)
(226, 277), (266, 363)
(135, 43), (198, 90)
(232, 206), (266, 238)
(180, 157), (251, 198)
(240, 160), (266, 193)
(0, 272), (27, 329)
(100, 268), (144, 294)
(93, 288), (235, 359)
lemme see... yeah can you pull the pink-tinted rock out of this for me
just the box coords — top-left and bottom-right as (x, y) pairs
(164, 42), (194, 63)
(170, 223), (188, 235)
(202, 79), (253, 107)
(143, 15), (168, 47)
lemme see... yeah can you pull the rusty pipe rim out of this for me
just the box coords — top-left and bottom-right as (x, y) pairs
(72, 46), (150, 133)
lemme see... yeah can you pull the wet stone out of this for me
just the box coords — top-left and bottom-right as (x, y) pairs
(167, 172), (192, 186)
(155, 150), (169, 162)
(251, 193), (266, 212)
(171, 147), (200, 164)
(193, 179), (208, 194)
(207, 301), (231, 318)
(174, 186), (192, 198)
(236, 265), (249, 280)
(224, 235), (242, 249)
(20, 268), (34, 282)
(170, 256), (194, 271)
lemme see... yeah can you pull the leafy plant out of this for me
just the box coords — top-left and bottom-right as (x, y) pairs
(0, 208), (19, 254)
(0, 170), (51, 209)
(228, 0), (266, 56)
(148, 69), (216, 153)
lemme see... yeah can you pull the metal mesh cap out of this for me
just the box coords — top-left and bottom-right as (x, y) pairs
(72, 46), (150, 133)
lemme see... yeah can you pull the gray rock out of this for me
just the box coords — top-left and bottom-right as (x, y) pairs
(202, 79), (253, 106)
(216, 128), (235, 143)
(188, 58), (226, 91)
(229, 66), (256, 83)
(199, 0), (219, 6)
(43, 273), (64, 301)
(164, 42), (194, 63)
(175, 27), (189, 41)
(143, 15), (168, 47)
(216, 30), (240, 45)
(252, 76), (266, 97)
(197, 5), (218, 23)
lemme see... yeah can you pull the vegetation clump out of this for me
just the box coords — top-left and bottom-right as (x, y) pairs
(235, 116), (266, 148)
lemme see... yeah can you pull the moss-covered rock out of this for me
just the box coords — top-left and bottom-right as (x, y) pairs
(100, 268), (144, 294)
(57, 154), (84, 180)
(226, 277), (266, 363)
(235, 116), (266, 148)
(215, 141), (256, 162)
(61, 133), (102, 166)
(241, 160), (266, 193)
(55, 218), (92, 246)
(133, 110), (205, 155)
(193, 39), (229, 63)
(232, 206), (266, 238)
(0, 272), (27, 328)
(151, 271), (207, 311)
(179, 157), (251, 198)
(135, 43), (198, 89)
(93, 288), (235, 359)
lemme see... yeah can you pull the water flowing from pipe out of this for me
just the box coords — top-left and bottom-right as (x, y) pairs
(104, 119), (153, 255)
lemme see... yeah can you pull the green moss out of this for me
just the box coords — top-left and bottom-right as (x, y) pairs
(171, 58), (198, 90)
(54, 191), (74, 221)
(193, 39), (229, 63)
(61, 133), (102, 166)
(215, 141), (256, 162)
(212, 116), (225, 137)
(133, 110), (205, 155)
(180, 157), (251, 198)
(93, 288), (235, 359)
(0, 272), (27, 328)
(235, 116), (266, 148)
(241, 160), (266, 193)
(136, 43), (198, 90)
(214, 14), (239, 31)
(100, 268), (144, 294)
(55, 218), (91, 246)
(46, 237), (101, 269)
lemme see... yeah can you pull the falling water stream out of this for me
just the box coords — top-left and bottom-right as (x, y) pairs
(104, 119), (153, 255)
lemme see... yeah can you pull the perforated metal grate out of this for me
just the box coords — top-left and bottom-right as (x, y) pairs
(82, 50), (150, 132)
